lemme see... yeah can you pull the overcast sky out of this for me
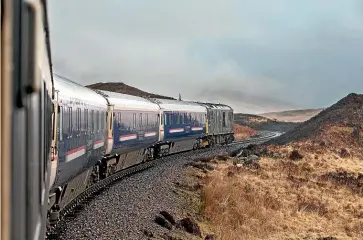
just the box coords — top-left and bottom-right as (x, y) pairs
(48, 0), (363, 113)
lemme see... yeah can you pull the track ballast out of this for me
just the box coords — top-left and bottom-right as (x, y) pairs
(46, 131), (279, 239)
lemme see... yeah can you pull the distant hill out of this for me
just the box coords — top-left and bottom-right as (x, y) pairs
(234, 113), (299, 132)
(268, 93), (363, 148)
(86, 82), (175, 100)
(260, 108), (324, 122)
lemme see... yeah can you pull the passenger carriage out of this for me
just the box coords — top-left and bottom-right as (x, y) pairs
(96, 90), (160, 172)
(149, 98), (208, 154)
(49, 74), (108, 213)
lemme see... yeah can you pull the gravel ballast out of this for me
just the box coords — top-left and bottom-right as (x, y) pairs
(54, 144), (246, 240)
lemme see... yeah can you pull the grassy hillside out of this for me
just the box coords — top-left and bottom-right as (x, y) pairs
(234, 113), (299, 132)
(233, 124), (257, 141)
(177, 93), (363, 240)
(268, 93), (363, 147)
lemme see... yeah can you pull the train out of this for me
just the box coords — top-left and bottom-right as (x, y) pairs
(2, 0), (54, 239)
(1, 0), (235, 239)
(47, 75), (235, 226)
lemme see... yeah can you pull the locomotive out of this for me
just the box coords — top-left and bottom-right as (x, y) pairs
(47, 74), (235, 227)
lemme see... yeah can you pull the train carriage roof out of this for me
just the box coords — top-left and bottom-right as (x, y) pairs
(149, 98), (207, 113)
(97, 90), (160, 111)
(191, 101), (233, 111)
(54, 74), (108, 107)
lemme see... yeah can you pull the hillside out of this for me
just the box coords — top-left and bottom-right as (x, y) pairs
(268, 93), (363, 148)
(261, 108), (324, 122)
(175, 93), (363, 240)
(86, 82), (175, 100)
(234, 113), (299, 132)
(233, 124), (257, 141)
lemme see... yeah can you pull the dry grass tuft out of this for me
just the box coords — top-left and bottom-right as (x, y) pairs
(197, 148), (363, 240)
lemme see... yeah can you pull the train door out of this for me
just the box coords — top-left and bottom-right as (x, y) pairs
(49, 91), (59, 189)
(85, 109), (94, 167)
(222, 111), (226, 133)
(158, 111), (164, 141)
(106, 105), (114, 154)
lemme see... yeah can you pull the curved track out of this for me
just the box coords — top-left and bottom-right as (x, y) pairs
(46, 131), (279, 239)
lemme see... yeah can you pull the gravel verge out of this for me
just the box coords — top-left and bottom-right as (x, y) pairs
(55, 144), (244, 240)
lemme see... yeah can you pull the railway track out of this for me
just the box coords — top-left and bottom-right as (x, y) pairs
(46, 131), (279, 239)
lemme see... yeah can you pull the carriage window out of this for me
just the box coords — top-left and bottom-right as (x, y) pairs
(79, 109), (82, 132)
(133, 113), (136, 128)
(91, 110), (94, 132)
(84, 109), (88, 132)
(100, 111), (102, 130)
(169, 113), (172, 125)
(76, 108), (81, 133)
(68, 107), (72, 135)
(101, 112), (104, 130)
(164, 113), (167, 125)
(118, 113), (122, 127)
(144, 113), (148, 126)
(95, 111), (98, 131)
(222, 112), (226, 127)
(59, 106), (63, 141)
(181, 113), (184, 124)
(63, 107), (67, 136)
(139, 113), (143, 127)
(176, 113), (179, 124)
(98, 111), (103, 132)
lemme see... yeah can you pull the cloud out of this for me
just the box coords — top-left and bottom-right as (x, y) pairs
(48, 0), (363, 113)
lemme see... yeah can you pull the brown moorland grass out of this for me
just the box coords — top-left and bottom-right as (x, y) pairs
(198, 148), (363, 240)
(234, 124), (257, 141)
